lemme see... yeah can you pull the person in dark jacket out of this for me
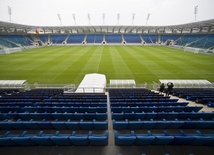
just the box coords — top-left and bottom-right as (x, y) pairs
(166, 82), (174, 96)
(159, 83), (165, 94)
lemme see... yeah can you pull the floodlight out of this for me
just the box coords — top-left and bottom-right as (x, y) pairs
(132, 13), (135, 25)
(8, 6), (12, 21)
(57, 14), (62, 25)
(102, 13), (105, 25)
(72, 14), (76, 25)
(146, 13), (150, 25)
(88, 13), (91, 25)
(194, 5), (198, 21)
(117, 13), (120, 25)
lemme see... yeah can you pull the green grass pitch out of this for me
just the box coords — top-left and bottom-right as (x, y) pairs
(0, 46), (214, 85)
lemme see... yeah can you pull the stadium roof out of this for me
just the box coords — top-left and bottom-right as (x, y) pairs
(0, 19), (214, 34)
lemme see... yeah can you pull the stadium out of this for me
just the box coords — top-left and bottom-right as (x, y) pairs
(0, 0), (214, 155)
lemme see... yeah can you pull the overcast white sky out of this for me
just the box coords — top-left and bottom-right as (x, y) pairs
(0, 0), (214, 26)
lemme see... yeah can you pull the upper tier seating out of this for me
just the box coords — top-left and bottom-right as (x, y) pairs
(67, 34), (85, 44)
(86, 34), (103, 43)
(123, 34), (142, 43)
(0, 35), (31, 47)
(50, 35), (67, 44)
(142, 34), (158, 44)
(105, 34), (122, 43)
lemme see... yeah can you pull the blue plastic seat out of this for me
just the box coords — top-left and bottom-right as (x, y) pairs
(88, 131), (108, 146)
(97, 107), (107, 113)
(11, 131), (37, 146)
(134, 131), (155, 145)
(93, 120), (108, 130)
(145, 112), (156, 119)
(0, 131), (19, 146)
(88, 107), (97, 113)
(23, 119), (40, 129)
(51, 120), (67, 130)
(135, 112), (146, 119)
(155, 119), (170, 129)
(69, 131), (89, 146)
(128, 119), (142, 129)
(168, 119), (184, 129)
(8, 119), (25, 130)
(124, 112), (135, 119)
(85, 112), (96, 120)
(151, 131), (174, 145)
(111, 112), (124, 120)
(19, 112), (31, 120)
(64, 119), (80, 130)
(31, 131), (55, 146)
(190, 130), (213, 146)
(79, 119), (93, 130)
(52, 112), (64, 120)
(96, 112), (107, 120)
(0, 119), (13, 130)
(62, 112), (74, 120)
(37, 119), (53, 129)
(168, 130), (195, 145)
(74, 112), (85, 120)
(114, 131), (136, 146)
(113, 119), (128, 130)
(50, 131), (72, 146)
(31, 112), (43, 120)
(141, 119), (156, 129)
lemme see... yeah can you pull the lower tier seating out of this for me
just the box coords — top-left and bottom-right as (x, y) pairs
(0, 119), (108, 130)
(114, 130), (214, 146)
(113, 118), (214, 129)
(0, 131), (108, 146)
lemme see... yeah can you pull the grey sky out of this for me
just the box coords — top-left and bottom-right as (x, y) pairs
(0, 0), (214, 26)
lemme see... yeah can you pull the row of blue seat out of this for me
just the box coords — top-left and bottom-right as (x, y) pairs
(0, 119), (108, 130)
(113, 118), (214, 129)
(0, 106), (107, 113)
(114, 130), (214, 146)
(0, 102), (107, 107)
(1, 112), (108, 120)
(111, 106), (202, 113)
(110, 102), (188, 107)
(111, 111), (214, 120)
(110, 98), (179, 102)
(0, 131), (108, 146)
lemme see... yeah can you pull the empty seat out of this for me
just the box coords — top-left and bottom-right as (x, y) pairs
(113, 119), (128, 130)
(93, 120), (108, 130)
(79, 120), (93, 130)
(114, 131), (136, 146)
(50, 131), (72, 146)
(88, 131), (108, 146)
(155, 119), (170, 129)
(31, 131), (55, 146)
(37, 119), (53, 129)
(141, 119), (156, 129)
(128, 119), (142, 129)
(64, 119), (80, 130)
(134, 131), (155, 145)
(11, 131), (37, 146)
(51, 120), (67, 130)
(69, 131), (89, 146)
(23, 119), (40, 130)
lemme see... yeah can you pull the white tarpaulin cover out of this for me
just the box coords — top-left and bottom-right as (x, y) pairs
(75, 73), (106, 93)
(0, 80), (27, 88)
(159, 79), (212, 88)
(110, 79), (136, 87)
